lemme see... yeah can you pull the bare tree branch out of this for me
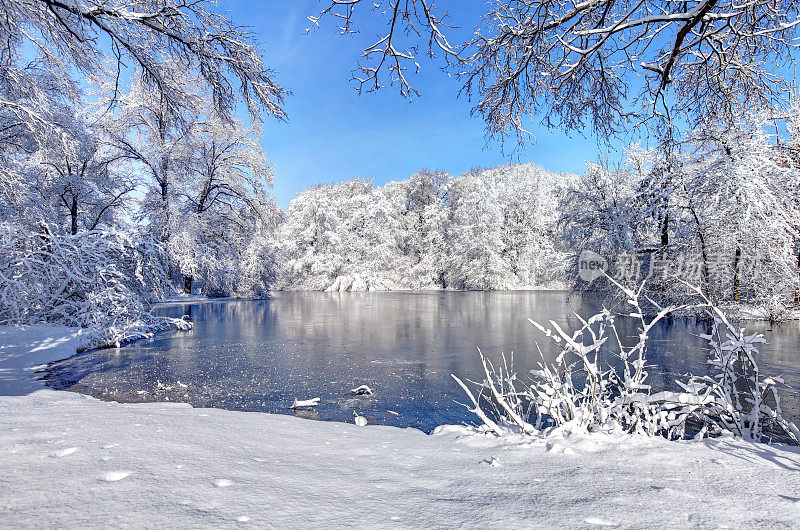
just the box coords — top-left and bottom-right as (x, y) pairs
(314, 0), (800, 142)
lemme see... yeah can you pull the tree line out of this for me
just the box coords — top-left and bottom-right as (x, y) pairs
(275, 113), (800, 319)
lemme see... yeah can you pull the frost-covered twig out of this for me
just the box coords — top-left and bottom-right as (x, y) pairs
(451, 374), (505, 437)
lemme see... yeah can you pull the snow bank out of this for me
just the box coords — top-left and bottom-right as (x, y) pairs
(2, 325), (800, 527)
(0, 324), (86, 396)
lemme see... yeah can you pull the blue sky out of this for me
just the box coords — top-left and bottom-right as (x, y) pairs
(225, 1), (602, 206)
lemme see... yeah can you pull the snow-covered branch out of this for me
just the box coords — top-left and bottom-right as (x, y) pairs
(4, 0), (288, 121)
(0, 223), (190, 348)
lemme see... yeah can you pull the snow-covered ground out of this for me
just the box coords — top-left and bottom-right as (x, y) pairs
(2, 325), (800, 528)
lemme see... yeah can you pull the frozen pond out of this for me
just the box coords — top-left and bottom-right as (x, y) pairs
(44, 291), (800, 433)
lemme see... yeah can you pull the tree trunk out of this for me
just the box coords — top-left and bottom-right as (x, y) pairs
(70, 196), (78, 235)
(732, 246), (741, 303)
(688, 202), (711, 300)
(184, 275), (193, 295)
(796, 248), (800, 305)
(699, 243), (711, 301)
(661, 211), (669, 249)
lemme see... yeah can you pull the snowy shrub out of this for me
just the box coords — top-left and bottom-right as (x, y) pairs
(0, 223), (190, 348)
(455, 278), (799, 445)
(678, 291), (800, 443)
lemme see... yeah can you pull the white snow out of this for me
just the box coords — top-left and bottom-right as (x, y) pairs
(55, 446), (78, 457)
(0, 324), (88, 396)
(2, 324), (800, 527)
(350, 384), (374, 396)
(289, 397), (320, 409)
(102, 470), (133, 482)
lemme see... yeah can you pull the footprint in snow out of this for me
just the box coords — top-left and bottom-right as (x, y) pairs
(482, 457), (501, 467)
(103, 470), (132, 482)
(213, 479), (233, 488)
(55, 447), (78, 457)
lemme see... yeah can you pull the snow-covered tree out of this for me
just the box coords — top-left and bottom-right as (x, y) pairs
(277, 183), (350, 291)
(448, 169), (514, 290)
(381, 169), (452, 288)
(0, 223), (190, 348)
(171, 114), (278, 296)
(447, 164), (568, 290)
(559, 112), (800, 313)
(1, 0), (288, 230)
(1, 0), (286, 122)
(35, 108), (134, 235)
(560, 160), (645, 260)
(276, 164), (570, 291)
(99, 70), (198, 249)
(0, 65), (77, 224)
(671, 120), (800, 309)
(277, 179), (402, 291)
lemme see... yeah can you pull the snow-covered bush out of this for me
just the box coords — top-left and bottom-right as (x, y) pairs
(455, 279), (799, 445)
(0, 223), (190, 348)
(678, 288), (800, 443)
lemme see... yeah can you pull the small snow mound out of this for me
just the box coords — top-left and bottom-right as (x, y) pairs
(545, 441), (576, 455)
(289, 397), (320, 409)
(431, 425), (476, 436)
(585, 517), (619, 527)
(350, 385), (374, 396)
(213, 478), (233, 488)
(102, 470), (131, 482)
(55, 447), (78, 457)
(236, 516), (251, 522)
(354, 414), (368, 427)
